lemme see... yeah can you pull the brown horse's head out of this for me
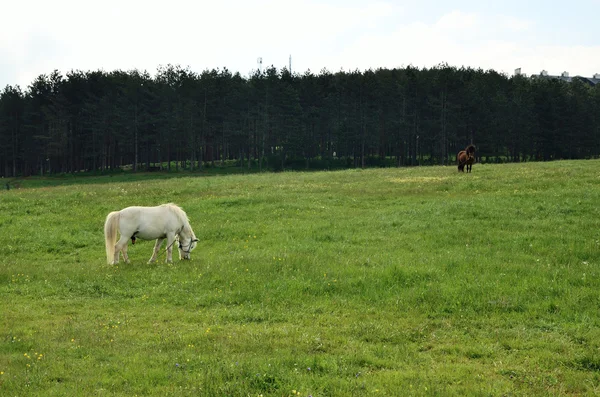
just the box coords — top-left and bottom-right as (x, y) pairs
(466, 153), (475, 165)
(466, 144), (475, 155)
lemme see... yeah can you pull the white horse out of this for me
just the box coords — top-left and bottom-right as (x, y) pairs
(104, 203), (198, 265)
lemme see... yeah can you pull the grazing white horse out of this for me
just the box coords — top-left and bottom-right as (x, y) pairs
(104, 203), (198, 265)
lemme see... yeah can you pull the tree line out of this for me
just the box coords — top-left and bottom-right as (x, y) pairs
(1, 64), (599, 177)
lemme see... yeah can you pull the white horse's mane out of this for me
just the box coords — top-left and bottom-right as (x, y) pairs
(162, 203), (192, 233)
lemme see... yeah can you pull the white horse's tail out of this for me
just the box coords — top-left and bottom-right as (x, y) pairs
(104, 211), (120, 264)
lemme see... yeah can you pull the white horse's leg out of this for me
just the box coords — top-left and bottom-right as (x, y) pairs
(121, 243), (130, 264)
(165, 233), (176, 263)
(113, 236), (130, 265)
(148, 238), (164, 264)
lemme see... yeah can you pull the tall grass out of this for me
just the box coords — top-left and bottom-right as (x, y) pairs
(1, 160), (600, 396)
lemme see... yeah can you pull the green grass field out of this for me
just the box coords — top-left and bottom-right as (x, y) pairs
(1, 161), (600, 396)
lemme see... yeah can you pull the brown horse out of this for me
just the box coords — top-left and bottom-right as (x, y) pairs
(457, 144), (475, 172)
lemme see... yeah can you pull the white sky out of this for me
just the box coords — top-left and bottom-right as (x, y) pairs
(2, 0), (600, 90)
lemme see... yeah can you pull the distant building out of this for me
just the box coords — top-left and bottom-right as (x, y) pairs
(575, 73), (600, 86)
(528, 69), (600, 86)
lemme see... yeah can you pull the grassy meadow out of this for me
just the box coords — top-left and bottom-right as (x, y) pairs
(1, 160), (600, 396)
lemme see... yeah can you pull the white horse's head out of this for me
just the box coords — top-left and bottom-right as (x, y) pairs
(178, 235), (199, 260)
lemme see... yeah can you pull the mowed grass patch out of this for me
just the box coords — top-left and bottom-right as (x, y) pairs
(1, 160), (600, 396)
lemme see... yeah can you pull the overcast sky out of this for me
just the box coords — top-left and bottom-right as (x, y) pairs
(2, 0), (599, 90)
